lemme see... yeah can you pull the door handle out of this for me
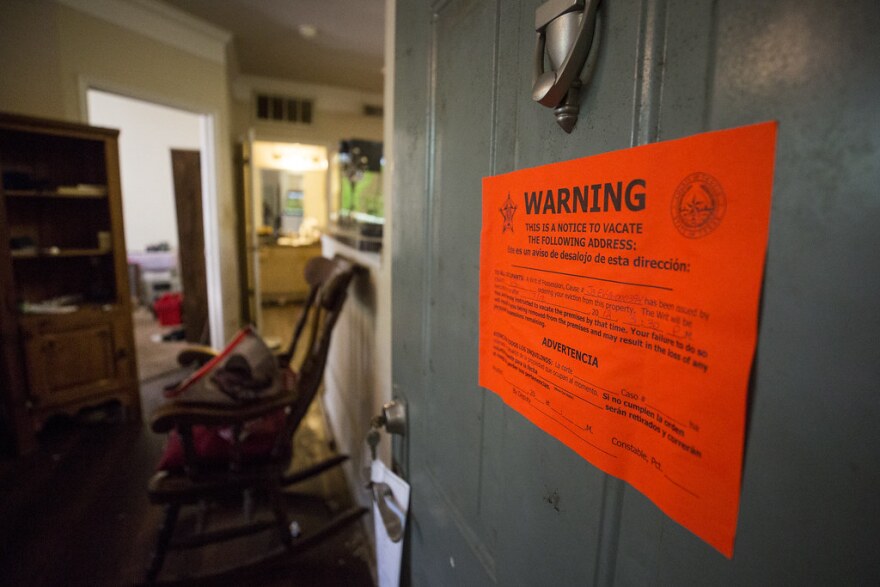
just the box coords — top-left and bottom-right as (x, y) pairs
(366, 401), (408, 542)
(378, 400), (406, 436)
(367, 400), (406, 460)
(532, 0), (601, 132)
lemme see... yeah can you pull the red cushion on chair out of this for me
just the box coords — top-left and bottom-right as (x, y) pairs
(156, 409), (288, 471)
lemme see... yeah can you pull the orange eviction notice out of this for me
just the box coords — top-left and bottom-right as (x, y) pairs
(479, 122), (778, 557)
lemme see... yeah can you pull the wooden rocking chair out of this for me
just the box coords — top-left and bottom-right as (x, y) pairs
(145, 255), (366, 584)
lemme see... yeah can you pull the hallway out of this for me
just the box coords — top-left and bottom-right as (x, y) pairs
(0, 306), (375, 585)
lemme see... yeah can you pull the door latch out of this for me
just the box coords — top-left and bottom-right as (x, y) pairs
(532, 0), (601, 133)
(367, 400), (406, 460)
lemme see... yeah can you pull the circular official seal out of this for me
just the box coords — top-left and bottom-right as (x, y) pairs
(671, 172), (726, 238)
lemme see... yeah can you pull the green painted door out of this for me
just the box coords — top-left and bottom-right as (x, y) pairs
(391, 1), (880, 584)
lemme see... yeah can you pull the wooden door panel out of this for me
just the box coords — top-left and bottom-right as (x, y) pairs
(395, 0), (647, 584)
(171, 149), (208, 344)
(425, 0), (494, 526)
(510, 0), (645, 168)
(394, 0), (880, 584)
(617, 1), (880, 584)
(493, 4), (650, 583)
(410, 2), (501, 582)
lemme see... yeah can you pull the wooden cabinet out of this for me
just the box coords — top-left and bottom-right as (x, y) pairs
(19, 308), (136, 426)
(258, 242), (321, 303)
(0, 112), (138, 454)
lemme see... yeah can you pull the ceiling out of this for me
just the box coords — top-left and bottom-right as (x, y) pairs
(160, 0), (386, 93)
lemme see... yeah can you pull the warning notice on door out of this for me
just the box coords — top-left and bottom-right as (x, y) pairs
(479, 122), (777, 557)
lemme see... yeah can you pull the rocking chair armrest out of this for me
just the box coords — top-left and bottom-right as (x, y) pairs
(176, 345), (221, 368)
(177, 346), (293, 371)
(150, 391), (297, 433)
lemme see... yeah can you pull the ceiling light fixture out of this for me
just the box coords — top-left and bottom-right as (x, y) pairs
(298, 24), (317, 40)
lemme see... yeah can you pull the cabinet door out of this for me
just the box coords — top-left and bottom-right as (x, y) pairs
(259, 243), (320, 302)
(23, 321), (120, 407)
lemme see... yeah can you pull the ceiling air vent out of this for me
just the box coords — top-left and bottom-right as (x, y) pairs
(255, 93), (313, 124)
(363, 104), (383, 118)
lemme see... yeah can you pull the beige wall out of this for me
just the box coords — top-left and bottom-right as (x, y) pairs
(0, 0), (66, 118)
(229, 76), (384, 148)
(246, 112), (384, 147)
(0, 1), (241, 342)
(302, 169), (327, 230)
(0, 0), (386, 348)
(55, 7), (228, 119)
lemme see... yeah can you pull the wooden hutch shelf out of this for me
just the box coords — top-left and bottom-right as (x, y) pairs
(0, 112), (139, 455)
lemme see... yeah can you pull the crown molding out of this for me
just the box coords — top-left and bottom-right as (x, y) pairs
(57, 0), (231, 64)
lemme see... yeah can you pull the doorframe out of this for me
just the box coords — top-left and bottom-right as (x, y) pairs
(379, 0), (396, 467)
(79, 79), (226, 348)
(197, 113), (224, 348)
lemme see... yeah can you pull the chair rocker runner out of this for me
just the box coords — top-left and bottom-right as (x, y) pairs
(145, 255), (366, 584)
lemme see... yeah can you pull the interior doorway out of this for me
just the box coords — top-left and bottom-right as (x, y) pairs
(86, 90), (209, 384)
(246, 140), (329, 344)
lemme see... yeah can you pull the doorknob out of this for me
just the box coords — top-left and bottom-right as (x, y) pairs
(367, 399), (406, 460)
(379, 400), (406, 436)
(370, 400), (406, 438)
(532, 0), (601, 133)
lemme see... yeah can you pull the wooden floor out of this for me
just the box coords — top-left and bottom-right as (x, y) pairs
(0, 382), (375, 585)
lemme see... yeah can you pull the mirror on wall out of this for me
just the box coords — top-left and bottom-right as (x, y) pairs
(253, 142), (329, 243)
(260, 168), (306, 237)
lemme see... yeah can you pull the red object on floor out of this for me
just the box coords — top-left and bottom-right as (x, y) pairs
(154, 292), (182, 326)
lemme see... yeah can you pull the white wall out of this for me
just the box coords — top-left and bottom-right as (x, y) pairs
(302, 169), (328, 230)
(87, 90), (201, 252)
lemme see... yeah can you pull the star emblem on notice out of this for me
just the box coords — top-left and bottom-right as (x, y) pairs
(500, 193), (517, 233)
